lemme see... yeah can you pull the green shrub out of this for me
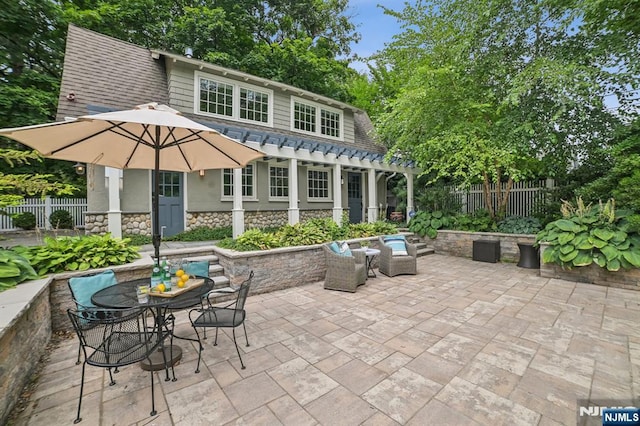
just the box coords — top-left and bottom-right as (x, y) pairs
(497, 216), (542, 234)
(166, 226), (232, 241)
(123, 234), (152, 246)
(536, 198), (640, 271)
(453, 209), (496, 232)
(49, 209), (74, 229)
(12, 212), (36, 230)
(0, 249), (38, 291)
(12, 234), (140, 275)
(216, 219), (398, 251)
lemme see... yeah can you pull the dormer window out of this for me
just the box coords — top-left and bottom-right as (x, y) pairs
(291, 97), (343, 141)
(195, 71), (273, 127)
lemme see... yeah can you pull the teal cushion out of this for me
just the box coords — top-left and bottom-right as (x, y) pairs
(384, 235), (407, 242)
(68, 269), (117, 309)
(328, 241), (352, 256)
(185, 260), (209, 278)
(384, 239), (408, 256)
(329, 242), (341, 254)
(338, 241), (352, 257)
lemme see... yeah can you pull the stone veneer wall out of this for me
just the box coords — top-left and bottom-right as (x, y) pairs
(0, 279), (51, 425)
(433, 230), (536, 262)
(86, 209), (334, 235)
(539, 244), (640, 290)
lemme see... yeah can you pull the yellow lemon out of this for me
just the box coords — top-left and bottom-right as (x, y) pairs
(180, 274), (190, 283)
(177, 280), (186, 288)
(156, 283), (166, 293)
(175, 269), (185, 277)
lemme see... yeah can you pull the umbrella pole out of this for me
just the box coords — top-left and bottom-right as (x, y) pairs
(152, 128), (161, 265)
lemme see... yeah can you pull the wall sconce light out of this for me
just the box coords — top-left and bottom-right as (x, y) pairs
(73, 162), (86, 175)
(341, 178), (344, 185)
(199, 169), (205, 177)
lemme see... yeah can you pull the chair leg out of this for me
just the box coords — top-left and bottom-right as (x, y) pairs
(108, 368), (115, 386)
(214, 328), (219, 346)
(74, 362), (86, 423)
(242, 322), (249, 347)
(149, 368), (157, 416)
(76, 342), (82, 365)
(231, 328), (246, 369)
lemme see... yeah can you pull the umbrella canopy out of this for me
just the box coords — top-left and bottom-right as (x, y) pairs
(0, 103), (265, 262)
(0, 103), (264, 171)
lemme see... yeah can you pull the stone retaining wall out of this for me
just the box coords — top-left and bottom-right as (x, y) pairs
(433, 230), (536, 262)
(0, 279), (51, 425)
(539, 244), (640, 290)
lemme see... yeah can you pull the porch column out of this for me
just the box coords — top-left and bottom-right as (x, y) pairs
(106, 167), (122, 238)
(367, 168), (378, 223)
(288, 158), (300, 225)
(332, 164), (343, 225)
(232, 168), (244, 238)
(405, 172), (414, 223)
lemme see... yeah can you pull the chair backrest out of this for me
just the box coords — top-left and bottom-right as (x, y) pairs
(67, 306), (165, 367)
(234, 271), (254, 311)
(68, 269), (118, 309)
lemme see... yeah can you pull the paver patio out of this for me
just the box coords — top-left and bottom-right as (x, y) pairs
(10, 254), (640, 425)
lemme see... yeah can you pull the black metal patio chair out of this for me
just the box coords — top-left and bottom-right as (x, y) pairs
(67, 306), (175, 423)
(188, 271), (253, 371)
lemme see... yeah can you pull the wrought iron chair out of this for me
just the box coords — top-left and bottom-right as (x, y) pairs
(189, 271), (254, 371)
(67, 269), (118, 365)
(67, 306), (175, 424)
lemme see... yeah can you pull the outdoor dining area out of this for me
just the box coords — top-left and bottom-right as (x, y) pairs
(9, 253), (640, 425)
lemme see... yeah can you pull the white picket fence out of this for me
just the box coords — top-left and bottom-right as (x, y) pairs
(1, 197), (87, 231)
(448, 179), (556, 217)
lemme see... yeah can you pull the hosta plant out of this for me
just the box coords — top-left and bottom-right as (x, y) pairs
(408, 211), (455, 239)
(535, 198), (640, 271)
(0, 249), (38, 291)
(12, 234), (140, 276)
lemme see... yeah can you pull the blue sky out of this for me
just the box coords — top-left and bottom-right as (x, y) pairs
(347, 1), (411, 73)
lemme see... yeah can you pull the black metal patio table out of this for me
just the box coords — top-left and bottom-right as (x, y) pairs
(92, 277), (214, 371)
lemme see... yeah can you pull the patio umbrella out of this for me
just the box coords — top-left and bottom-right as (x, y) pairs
(0, 102), (265, 263)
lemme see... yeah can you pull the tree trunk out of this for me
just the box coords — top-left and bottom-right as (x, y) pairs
(497, 177), (514, 218)
(482, 172), (495, 218)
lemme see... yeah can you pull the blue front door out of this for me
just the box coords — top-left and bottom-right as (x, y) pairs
(347, 172), (362, 223)
(157, 171), (183, 238)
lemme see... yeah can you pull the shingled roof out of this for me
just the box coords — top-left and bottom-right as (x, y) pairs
(56, 25), (168, 121)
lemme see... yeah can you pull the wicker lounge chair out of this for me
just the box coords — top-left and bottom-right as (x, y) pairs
(323, 243), (367, 292)
(378, 236), (418, 277)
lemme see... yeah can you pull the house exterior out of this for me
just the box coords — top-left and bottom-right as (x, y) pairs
(56, 25), (416, 238)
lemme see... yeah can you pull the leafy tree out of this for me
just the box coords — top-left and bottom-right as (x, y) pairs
(370, 0), (624, 219)
(60, 0), (360, 100)
(0, 149), (77, 211)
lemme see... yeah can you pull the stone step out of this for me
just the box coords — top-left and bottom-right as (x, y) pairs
(417, 247), (435, 257)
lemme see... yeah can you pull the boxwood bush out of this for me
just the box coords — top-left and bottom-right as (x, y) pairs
(12, 212), (36, 230)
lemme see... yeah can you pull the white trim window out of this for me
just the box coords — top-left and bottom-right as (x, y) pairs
(222, 164), (256, 200)
(195, 71), (273, 127)
(307, 168), (330, 201)
(269, 165), (289, 200)
(291, 97), (343, 141)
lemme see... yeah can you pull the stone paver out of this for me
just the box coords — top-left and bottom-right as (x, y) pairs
(11, 254), (640, 425)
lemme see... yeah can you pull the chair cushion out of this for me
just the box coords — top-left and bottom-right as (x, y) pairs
(69, 269), (117, 309)
(185, 260), (209, 278)
(384, 236), (408, 256)
(329, 241), (352, 256)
